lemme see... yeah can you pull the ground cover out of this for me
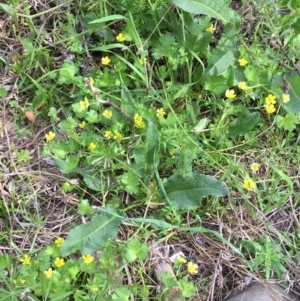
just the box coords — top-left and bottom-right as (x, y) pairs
(1, 0), (300, 300)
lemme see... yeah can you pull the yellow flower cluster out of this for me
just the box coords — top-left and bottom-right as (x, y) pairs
(134, 113), (145, 128)
(156, 108), (166, 117)
(282, 93), (290, 103)
(104, 130), (113, 139)
(264, 94), (276, 114)
(82, 254), (94, 264)
(101, 56), (110, 65)
(238, 82), (249, 90)
(20, 255), (31, 265)
(138, 57), (147, 64)
(55, 237), (64, 248)
(239, 57), (248, 66)
(103, 110), (112, 119)
(80, 97), (89, 109)
(88, 142), (96, 151)
(176, 257), (198, 275)
(44, 268), (53, 279)
(78, 121), (86, 129)
(251, 163), (260, 173)
(54, 257), (65, 268)
(116, 33), (125, 42)
(113, 132), (122, 142)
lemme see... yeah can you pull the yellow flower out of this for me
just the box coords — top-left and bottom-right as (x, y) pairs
(225, 89), (236, 99)
(80, 97), (89, 109)
(101, 56), (111, 65)
(116, 33), (125, 42)
(265, 104), (276, 114)
(177, 257), (187, 264)
(238, 82), (248, 90)
(82, 254), (94, 264)
(113, 132), (122, 142)
(238, 58), (248, 66)
(20, 255), (31, 265)
(206, 24), (216, 33)
(134, 113), (146, 128)
(138, 57), (147, 64)
(54, 257), (65, 268)
(251, 163), (260, 173)
(103, 109), (112, 119)
(104, 130), (113, 139)
(265, 94), (276, 105)
(55, 237), (64, 248)
(45, 131), (55, 142)
(78, 121), (86, 129)
(187, 262), (198, 275)
(282, 93), (290, 103)
(243, 178), (255, 191)
(19, 279), (25, 285)
(92, 286), (99, 292)
(88, 142), (96, 151)
(156, 108), (166, 117)
(44, 268), (53, 278)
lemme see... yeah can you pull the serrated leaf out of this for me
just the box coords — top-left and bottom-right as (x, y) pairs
(276, 113), (299, 131)
(123, 239), (148, 263)
(152, 33), (176, 59)
(60, 207), (123, 256)
(282, 72), (300, 113)
(228, 112), (260, 138)
(159, 173), (228, 209)
(173, 0), (236, 24)
(204, 74), (227, 95)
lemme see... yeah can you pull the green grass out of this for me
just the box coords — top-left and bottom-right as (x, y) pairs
(1, 0), (300, 300)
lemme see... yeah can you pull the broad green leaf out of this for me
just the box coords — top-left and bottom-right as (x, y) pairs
(60, 207), (123, 256)
(282, 72), (300, 113)
(58, 61), (79, 85)
(53, 156), (79, 174)
(77, 168), (103, 192)
(145, 118), (160, 166)
(173, 0), (237, 24)
(228, 112), (260, 138)
(276, 113), (299, 131)
(152, 33), (176, 59)
(121, 85), (135, 116)
(159, 173), (228, 209)
(204, 74), (227, 95)
(206, 51), (235, 77)
(0, 87), (7, 98)
(88, 14), (126, 24)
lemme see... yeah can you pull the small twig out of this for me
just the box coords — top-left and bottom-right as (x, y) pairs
(84, 77), (133, 122)
(20, 289), (36, 301)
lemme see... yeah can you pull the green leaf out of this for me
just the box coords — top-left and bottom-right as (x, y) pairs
(77, 168), (103, 192)
(60, 207), (123, 256)
(85, 110), (99, 123)
(78, 199), (94, 216)
(58, 61), (79, 84)
(282, 72), (300, 113)
(53, 156), (79, 174)
(276, 113), (299, 131)
(121, 171), (140, 194)
(159, 173), (229, 209)
(123, 239), (148, 263)
(173, 0), (237, 24)
(0, 3), (13, 15)
(121, 85), (135, 116)
(206, 51), (235, 77)
(228, 112), (260, 138)
(0, 87), (8, 98)
(145, 118), (160, 166)
(88, 14), (126, 24)
(152, 33), (176, 59)
(204, 74), (227, 95)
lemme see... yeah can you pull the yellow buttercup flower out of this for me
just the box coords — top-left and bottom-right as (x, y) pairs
(243, 178), (255, 191)
(138, 57), (147, 64)
(238, 57), (248, 66)
(238, 82), (248, 90)
(103, 110), (112, 119)
(134, 113), (146, 128)
(187, 262), (198, 275)
(80, 97), (89, 109)
(78, 121), (86, 129)
(104, 130), (113, 139)
(101, 56), (111, 65)
(55, 237), (64, 248)
(88, 142), (96, 151)
(20, 255), (31, 265)
(44, 268), (53, 279)
(116, 33), (125, 42)
(265, 94), (276, 105)
(45, 131), (55, 142)
(113, 132), (123, 142)
(177, 257), (187, 264)
(54, 257), (65, 268)
(225, 89), (236, 99)
(156, 108), (166, 117)
(206, 24), (216, 33)
(282, 93), (290, 103)
(265, 104), (276, 114)
(251, 163), (260, 173)
(82, 254), (94, 264)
